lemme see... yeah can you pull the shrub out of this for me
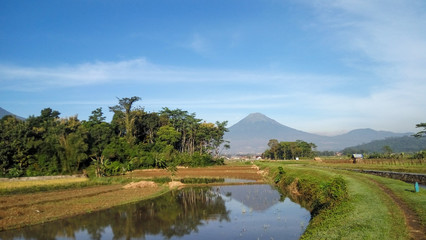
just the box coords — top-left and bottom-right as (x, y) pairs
(274, 166), (286, 183)
(322, 176), (348, 206)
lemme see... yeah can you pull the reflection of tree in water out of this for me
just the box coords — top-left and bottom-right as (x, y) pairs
(109, 188), (230, 239)
(0, 187), (230, 240)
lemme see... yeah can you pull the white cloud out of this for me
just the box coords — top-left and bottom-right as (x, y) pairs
(0, 58), (353, 92)
(311, 0), (426, 80)
(1, 54), (423, 133)
(287, 0), (426, 132)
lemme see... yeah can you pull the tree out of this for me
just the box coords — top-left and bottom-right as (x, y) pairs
(152, 125), (180, 168)
(210, 121), (229, 157)
(109, 96), (141, 144)
(160, 108), (199, 153)
(0, 116), (28, 177)
(58, 117), (89, 173)
(88, 107), (106, 124)
(414, 123), (426, 138)
(267, 139), (280, 159)
(383, 145), (393, 155)
(25, 108), (63, 175)
(262, 140), (316, 160)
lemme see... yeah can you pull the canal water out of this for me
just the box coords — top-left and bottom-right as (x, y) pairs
(0, 184), (311, 240)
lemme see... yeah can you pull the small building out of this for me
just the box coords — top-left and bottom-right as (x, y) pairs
(352, 154), (364, 163)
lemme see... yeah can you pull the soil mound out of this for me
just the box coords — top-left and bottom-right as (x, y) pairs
(168, 181), (185, 189)
(123, 181), (157, 189)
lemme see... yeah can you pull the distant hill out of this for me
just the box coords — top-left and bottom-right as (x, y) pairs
(0, 107), (25, 120)
(224, 113), (411, 154)
(324, 128), (411, 151)
(342, 136), (426, 153)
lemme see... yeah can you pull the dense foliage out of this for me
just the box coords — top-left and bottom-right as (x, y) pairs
(0, 97), (229, 177)
(262, 139), (316, 160)
(414, 122), (426, 138)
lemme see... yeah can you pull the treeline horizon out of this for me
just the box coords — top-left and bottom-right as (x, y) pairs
(262, 139), (317, 160)
(0, 96), (229, 178)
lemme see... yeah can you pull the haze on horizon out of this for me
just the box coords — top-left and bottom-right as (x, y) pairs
(1, 0), (425, 135)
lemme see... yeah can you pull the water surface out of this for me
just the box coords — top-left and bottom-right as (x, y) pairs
(0, 184), (310, 240)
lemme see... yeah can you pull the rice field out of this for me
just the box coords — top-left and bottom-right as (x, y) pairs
(0, 177), (88, 191)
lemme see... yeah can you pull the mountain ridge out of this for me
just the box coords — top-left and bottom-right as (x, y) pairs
(342, 136), (426, 153)
(224, 113), (411, 154)
(0, 107), (25, 120)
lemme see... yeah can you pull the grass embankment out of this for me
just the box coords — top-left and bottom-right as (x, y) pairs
(257, 161), (425, 239)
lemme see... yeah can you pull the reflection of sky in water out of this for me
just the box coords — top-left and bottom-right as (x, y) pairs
(218, 185), (281, 211)
(2, 184), (310, 240)
(195, 198), (310, 240)
(223, 178), (257, 183)
(147, 184), (310, 240)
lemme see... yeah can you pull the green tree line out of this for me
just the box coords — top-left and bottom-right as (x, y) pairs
(0, 97), (230, 177)
(262, 139), (316, 160)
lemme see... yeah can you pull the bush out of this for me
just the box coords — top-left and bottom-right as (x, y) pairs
(274, 166), (286, 183)
(180, 178), (225, 184)
(322, 176), (348, 206)
(152, 177), (172, 184)
(412, 150), (426, 159)
(7, 168), (23, 178)
(179, 153), (223, 167)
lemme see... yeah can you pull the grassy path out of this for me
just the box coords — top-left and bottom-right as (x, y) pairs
(257, 162), (425, 239)
(366, 177), (425, 239)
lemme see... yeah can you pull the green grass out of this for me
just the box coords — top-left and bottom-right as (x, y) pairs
(363, 174), (426, 227)
(180, 177), (225, 184)
(303, 170), (407, 239)
(257, 162), (411, 239)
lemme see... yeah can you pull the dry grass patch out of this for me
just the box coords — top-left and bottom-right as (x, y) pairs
(0, 177), (88, 190)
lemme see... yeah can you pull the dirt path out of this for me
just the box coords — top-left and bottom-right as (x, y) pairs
(367, 178), (425, 240)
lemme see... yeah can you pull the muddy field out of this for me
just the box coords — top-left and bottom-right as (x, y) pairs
(0, 165), (263, 231)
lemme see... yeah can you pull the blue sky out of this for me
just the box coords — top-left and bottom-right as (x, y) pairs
(1, 0), (425, 135)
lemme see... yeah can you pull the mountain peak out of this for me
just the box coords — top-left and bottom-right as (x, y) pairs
(244, 113), (272, 122)
(233, 113), (293, 129)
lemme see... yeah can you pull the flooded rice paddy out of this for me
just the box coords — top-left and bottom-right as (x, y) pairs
(0, 184), (311, 240)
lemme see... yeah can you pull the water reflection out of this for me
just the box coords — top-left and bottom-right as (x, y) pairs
(0, 184), (310, 240)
